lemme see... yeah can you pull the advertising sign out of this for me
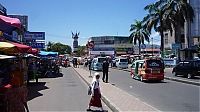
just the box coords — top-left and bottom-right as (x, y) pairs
(24, 32), (45, 40)
(27, 42), (45, 49)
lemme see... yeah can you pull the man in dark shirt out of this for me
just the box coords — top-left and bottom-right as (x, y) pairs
(102, 59), (109, 83)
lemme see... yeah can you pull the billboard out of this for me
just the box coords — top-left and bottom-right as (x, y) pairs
(24, 32), (45, 49)
(24, 32), (45, 40)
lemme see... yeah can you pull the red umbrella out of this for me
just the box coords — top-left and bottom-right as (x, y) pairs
(10, 42), (32, 53)
(0, 15), (21, 29)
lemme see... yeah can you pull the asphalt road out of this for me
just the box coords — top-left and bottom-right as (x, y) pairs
(84, 66), (200, 111)
(27, 67), (111, 111)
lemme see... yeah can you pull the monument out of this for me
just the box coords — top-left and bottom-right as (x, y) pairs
(72, 31), (79, 53)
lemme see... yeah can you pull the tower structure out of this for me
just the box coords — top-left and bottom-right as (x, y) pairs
(72, 31), (79, 53)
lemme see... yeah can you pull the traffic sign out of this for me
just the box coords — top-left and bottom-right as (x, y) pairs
(172, 43), (181, 49)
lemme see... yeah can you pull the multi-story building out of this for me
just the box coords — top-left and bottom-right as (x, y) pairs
(88, 36), (133, 57)
(164, 0), (200, 59)
(187, 0), (200, 46)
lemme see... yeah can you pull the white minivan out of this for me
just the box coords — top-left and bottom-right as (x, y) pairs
(90, 57), (107, 71)
(116, 57), (128, 69)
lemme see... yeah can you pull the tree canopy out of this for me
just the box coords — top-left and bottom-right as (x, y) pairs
(46, 41), (72, 54)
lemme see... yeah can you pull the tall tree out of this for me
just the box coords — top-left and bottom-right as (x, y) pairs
(129, 20), (150, 55)
(163, 0), (194, 47)
(46, 42), (72, 54)
(143, 0), (194, 57)
(143, 1), (169, 57)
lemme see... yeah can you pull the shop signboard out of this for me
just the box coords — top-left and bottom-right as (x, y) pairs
(114, 43), (133, 48)
(24, 32), (45, 40)
(27, 42), (45, 48)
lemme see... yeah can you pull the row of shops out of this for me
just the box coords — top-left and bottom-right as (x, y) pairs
(0, 11), (59, 111)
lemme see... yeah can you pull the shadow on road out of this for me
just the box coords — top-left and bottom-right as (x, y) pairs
(27, 82), (49, 101)
(39, 73), (64, 78)
(143, 80), (168, 84)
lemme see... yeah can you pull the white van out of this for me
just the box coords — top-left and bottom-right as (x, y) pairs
(90, 57), (107, 71)
(116, 57), (128, 69)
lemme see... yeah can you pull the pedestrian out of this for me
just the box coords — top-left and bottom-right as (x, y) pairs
(5, 65), (29, 112)
(87, 72), (103, 112)
(77, 59), (80, 68)
(102, 59), (109, 83)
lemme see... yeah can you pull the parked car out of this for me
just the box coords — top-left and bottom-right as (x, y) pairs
(172, 60), (200, 79)
(115, 57), (128, 69)
(90, 57), (107, 71)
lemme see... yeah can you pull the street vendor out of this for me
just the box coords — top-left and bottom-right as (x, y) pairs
(4, 64), (29, 112)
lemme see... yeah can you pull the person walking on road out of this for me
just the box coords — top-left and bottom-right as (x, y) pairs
(102, 59), (109, 83)
(87, 72), (103, 112)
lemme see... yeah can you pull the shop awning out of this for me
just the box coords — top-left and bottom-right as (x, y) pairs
(0, 15), (21, 33)
(10, 42), (31, 53)
(0, 42), (31, 54)
(0, 54), (16, 59)
(39, 51), (58, 57)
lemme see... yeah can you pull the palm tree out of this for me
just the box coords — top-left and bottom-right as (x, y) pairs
(129, 20), (150, 55)
(143, 1), (169, 57)
(163, 0), (194, 47)
(143, 0), (194, 57)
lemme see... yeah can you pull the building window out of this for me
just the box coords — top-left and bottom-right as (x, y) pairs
(164, 33), (168, 44)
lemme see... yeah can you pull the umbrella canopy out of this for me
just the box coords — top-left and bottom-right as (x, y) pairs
(0, 54), (16, 59)
(27, 48), (39, 55)
(10, 42), (31, 53)
(0, 42), (31, 54)
(0, 15), (21, 33)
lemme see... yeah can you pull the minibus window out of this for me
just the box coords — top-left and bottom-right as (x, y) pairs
(146, 60), (162, 68)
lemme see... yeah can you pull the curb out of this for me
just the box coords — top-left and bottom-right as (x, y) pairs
(72, 67), (119, 112)
(113, 67), (200, 86)
(164, 77), (200, 86)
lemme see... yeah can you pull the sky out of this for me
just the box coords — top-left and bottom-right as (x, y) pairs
(1, 0), (160, 47)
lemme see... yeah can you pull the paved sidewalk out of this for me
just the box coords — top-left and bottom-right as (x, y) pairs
(73, 67), (160, 112)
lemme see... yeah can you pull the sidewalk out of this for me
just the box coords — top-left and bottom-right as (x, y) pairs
(73, 67), (160, 112)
